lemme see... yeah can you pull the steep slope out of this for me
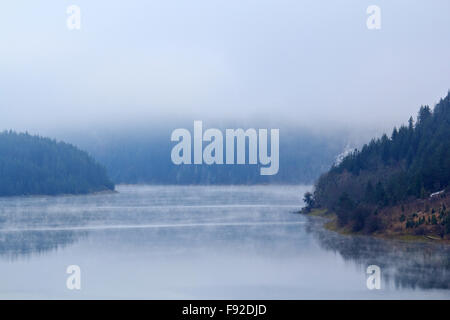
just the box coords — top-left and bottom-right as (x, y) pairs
(307, 92), (450, 238)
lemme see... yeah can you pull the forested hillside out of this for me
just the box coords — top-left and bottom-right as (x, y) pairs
(0, 131), (114, 196)
(307, 92), (450, 236)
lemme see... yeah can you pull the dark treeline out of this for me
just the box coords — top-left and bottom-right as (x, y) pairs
(307, 92), (450, 233)
(0, 131), (114, 196)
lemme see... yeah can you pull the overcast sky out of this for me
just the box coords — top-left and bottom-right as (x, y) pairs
(1, 0), (449, 135)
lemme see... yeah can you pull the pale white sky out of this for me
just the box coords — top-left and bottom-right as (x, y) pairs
(1, 0), (449, 134)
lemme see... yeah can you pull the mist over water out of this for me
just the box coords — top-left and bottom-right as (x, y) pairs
(0, 185), (449, 299)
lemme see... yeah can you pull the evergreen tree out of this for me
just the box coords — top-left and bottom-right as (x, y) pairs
(311, 91), (450, 232)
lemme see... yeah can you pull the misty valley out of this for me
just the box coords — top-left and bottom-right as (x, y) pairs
(1, 0), (450, 307)
(0, 93), (449, 299)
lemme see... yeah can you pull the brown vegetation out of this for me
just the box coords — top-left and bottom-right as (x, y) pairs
(377, 191), (450, 239)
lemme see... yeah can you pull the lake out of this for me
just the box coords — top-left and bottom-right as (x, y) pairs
(0, 185), (449, 299)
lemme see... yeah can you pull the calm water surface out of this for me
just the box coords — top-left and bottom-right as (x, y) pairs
(0, 185), (449, 299)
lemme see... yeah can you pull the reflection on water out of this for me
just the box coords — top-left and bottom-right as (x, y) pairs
(305, 217), (450, 290)
(0, 185), (449, 299)
(0, 231), (86, 261)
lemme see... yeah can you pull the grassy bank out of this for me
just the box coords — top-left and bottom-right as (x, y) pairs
(304, 206), (450, 244)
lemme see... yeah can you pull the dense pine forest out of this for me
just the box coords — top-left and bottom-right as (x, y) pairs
(305, 92), (450, 237)
(0, 131), (114, 196)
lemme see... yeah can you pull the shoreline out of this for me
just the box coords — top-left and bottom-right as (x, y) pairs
(302, 208), (450, 244)
(0, 188), (117, 200)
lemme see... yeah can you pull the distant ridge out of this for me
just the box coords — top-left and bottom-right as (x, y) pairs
(76, 126), (346, 185)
